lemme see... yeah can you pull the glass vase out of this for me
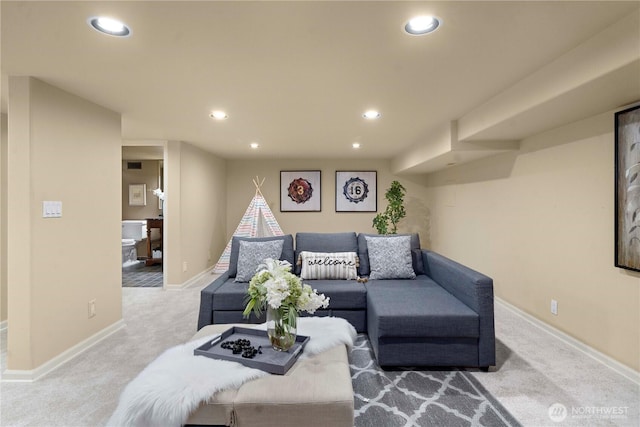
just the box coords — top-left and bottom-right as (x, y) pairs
(266, 306), (297, 352)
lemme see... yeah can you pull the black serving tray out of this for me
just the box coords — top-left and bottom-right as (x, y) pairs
(194, 326), (310, 375)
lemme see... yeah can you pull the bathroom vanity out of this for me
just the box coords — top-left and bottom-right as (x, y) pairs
(145, 217), (163, 266)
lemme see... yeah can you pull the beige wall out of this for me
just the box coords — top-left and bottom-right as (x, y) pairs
(6, 77), (122, 370)
(425, 111), (640, 372)
(122, 159), (162, 220)
(1, 113), (7, 324)
(164, 141), (227, 285)
(224, 159), (430, 243)
(3, 78), (633, 378)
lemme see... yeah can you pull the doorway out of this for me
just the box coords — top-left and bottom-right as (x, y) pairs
(121, 145), (165, 288)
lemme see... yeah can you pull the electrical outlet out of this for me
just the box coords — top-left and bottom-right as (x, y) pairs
(88, 299), (96, 318)
(551, 299), (558, 316)
(183, 261), (188, 272)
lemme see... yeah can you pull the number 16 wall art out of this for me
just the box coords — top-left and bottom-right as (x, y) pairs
(336, 171), (377, 212)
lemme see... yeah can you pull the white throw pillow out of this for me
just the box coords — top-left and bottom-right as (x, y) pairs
(299, 251), (358, 280)
(365, 235), (416, 279)
(234, 239), (284, 282)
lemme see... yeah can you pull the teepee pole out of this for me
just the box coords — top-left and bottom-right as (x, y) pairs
(253, 176), (266, 197)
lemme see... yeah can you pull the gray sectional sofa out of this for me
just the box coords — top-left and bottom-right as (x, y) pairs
(197, 232), (495, 369)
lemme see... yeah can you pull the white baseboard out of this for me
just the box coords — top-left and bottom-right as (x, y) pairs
(1, 319), (125, 382)
(164, 265), (216, 290)
(496, 297), (640, 385)
(0, 320), (7, 331)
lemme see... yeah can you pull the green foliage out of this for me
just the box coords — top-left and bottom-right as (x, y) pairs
(372, 180), (407, 234)
(242, 269), (271, 318)
(286, 305), (298, 329)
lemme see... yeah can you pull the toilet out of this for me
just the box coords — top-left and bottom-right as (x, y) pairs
(122, 220), (147, 267)
(122, 239), (138, 266)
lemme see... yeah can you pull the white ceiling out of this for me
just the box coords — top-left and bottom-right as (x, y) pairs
(2, 1), (639, 168)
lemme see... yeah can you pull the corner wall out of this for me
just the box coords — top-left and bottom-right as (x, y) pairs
(425, 111), (640, 372)
(164, 141), (226, 286)
(6, 77), (122, 371)
(1, 113), (7, 325)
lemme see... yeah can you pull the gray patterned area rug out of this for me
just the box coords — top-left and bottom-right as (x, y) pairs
(350, 335), (521, 427)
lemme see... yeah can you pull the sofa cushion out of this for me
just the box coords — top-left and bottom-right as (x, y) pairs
(365, 235), (416, 280)
(301, 280), (367, 310)
(298, 251), (358, 280)
(234, 239), (284, 282)
(212, 279), (251, 310)
(357, 233), (424, 276)
(228, 235), (295, 278)
(295, 232), (358, 274)
(212, 278), (367, 311)
(366, 277), (479, 338)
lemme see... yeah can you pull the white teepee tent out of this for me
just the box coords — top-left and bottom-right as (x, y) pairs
(213, 177), (284, 273)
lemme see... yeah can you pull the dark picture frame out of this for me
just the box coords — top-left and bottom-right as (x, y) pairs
(335, 171), (377, 212)
(280, 170), (321, 212)
(615, 104), (640, 272)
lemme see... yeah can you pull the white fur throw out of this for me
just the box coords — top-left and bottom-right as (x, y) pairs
(108, 317), (356, 427)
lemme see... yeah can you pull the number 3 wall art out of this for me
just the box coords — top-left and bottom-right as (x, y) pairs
(280, 170), (322, 212)
(335, 171), (377, 212)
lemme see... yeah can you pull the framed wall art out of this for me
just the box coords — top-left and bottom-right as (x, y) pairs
(615, 104), (640, 272)
(128, 184), (147, 206)
(280, 170), (321, 212)
(335, 171), (377, 212)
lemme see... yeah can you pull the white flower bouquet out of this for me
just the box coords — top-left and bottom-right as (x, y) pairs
(243, 258), (329, 350)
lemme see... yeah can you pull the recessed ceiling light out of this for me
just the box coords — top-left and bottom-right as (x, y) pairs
(88, 16), (131, 37)
(363, 110), (381, 120)
(250, 142), (259, 149)
(209, 111), (228, 120)
(352, 142), (361, 149)
(404, 15), (440, 35)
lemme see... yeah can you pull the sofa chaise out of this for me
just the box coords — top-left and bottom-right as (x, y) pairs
(197, 232), (495, 369)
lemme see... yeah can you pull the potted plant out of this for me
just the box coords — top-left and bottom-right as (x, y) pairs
(372, 180), (407, 234)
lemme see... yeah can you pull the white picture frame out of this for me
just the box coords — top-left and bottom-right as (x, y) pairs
(336, 171), (377, 212)
(128, 184), (147, 206)
(280, 170), (321, 212)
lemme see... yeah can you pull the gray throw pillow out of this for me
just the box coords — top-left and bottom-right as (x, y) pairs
(365, 235), (416, 280)
(234, 239), (284, 282)
(228, 235), (294, 277)
(357, 233), (424, 276)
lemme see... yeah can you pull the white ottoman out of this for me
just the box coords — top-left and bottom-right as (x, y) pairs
(185, 324), (354, 427)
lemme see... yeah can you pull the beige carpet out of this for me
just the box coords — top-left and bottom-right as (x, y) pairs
(1, 282), (206, 426)
(1, 279), (638, 426)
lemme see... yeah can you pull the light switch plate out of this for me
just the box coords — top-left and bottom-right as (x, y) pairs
(42, 201), (63, 218)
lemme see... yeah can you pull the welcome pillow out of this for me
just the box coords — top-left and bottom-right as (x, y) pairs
(299, 251), (358, 280)
(365, 235), (416, 280)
